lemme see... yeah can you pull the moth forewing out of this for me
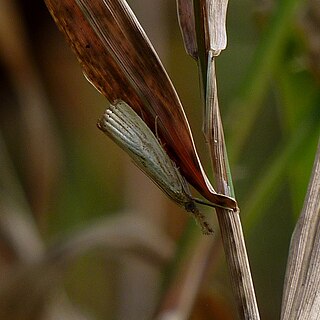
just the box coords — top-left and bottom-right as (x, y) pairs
(98, 100), (214, 234)
(98, 101), (190, 204)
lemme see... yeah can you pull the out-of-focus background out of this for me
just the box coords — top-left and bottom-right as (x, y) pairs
(0, 0), (319, 319)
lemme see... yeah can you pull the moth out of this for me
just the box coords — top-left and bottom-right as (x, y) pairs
(45, 0), (237, 210)
(97, 100), (233, 234)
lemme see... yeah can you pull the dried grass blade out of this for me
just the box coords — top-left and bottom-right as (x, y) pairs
(206, 55), (260, 320)
(177, 1), (259, 319)
(281, 139), (320, 320)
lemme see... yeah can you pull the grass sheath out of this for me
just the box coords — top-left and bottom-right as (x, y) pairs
(205, 54), (260, 320)
(177, 1), (261, 319)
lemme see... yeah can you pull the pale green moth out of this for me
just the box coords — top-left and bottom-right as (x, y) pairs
(98, 100), (229, 234)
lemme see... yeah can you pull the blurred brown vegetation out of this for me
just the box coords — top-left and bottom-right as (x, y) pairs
(0, 0), (319, 319)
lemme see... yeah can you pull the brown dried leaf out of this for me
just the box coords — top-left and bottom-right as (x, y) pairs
(176, 0), (198, 59)
(44, 0), (236, 209)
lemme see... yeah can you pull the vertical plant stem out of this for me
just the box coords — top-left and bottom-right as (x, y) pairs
(206, 54), (260, 320)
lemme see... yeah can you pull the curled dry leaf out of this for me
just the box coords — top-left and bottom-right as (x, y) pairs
(176, 0), (198, 59)
(202, 0), (229, 55)
(177, 0), (229, 137)
(44, 0), (237, 210)
(177, 0), (228, 58)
